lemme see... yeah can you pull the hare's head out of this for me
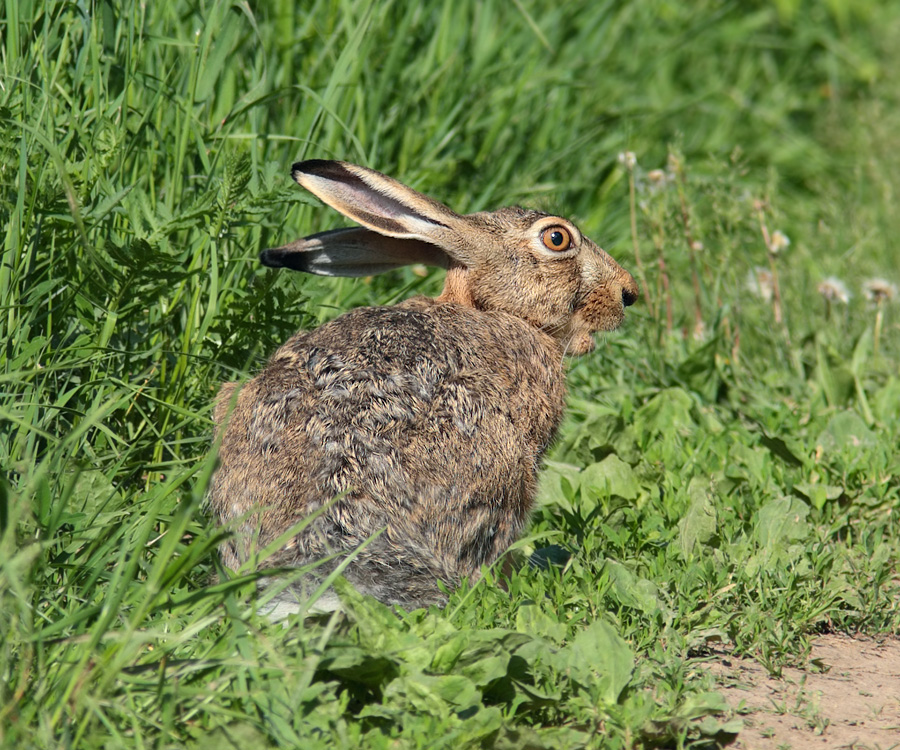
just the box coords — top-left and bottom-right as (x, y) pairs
(261, 160), (637, 355)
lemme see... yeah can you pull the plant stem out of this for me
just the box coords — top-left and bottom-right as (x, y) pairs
(627, 168), (654, 319)
(675, 168), (704, 338)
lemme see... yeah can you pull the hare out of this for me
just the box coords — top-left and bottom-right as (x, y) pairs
(208, 159), (637, 612)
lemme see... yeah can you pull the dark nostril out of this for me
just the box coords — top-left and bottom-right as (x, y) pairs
(622, 288), (638, 307)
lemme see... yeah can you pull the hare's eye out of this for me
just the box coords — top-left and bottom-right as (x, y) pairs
(541, 226), (572, 252)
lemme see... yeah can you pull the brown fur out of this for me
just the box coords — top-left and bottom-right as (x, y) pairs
(206, 160), (637, 610)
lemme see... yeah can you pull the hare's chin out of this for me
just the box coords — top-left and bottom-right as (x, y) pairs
(567, 332), (597, 356)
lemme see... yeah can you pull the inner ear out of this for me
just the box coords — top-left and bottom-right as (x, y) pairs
(260, 227), (450, 277)
(292, 160), (455, 240)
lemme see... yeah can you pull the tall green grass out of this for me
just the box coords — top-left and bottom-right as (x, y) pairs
(2, 0), (899, 747)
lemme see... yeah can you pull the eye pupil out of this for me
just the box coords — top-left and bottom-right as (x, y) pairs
(542, 226), (572, 251)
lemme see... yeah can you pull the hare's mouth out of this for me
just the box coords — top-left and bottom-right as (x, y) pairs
(558, 319), (605, 356)
(575, 290), (628, 329)
(561, 299), (628, 355)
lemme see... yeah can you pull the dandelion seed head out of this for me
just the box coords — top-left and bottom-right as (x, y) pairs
(618, 151), (637, 170)
(643, 168), (669, 195)
(769, 230), (791, 255)
(862, 278), (897, 303)
(817, 277), (851, 304)
(746, 266), (774, 303)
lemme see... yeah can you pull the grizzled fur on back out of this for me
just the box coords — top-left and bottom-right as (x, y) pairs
(207, 159), (637, 612)
(210, 298), (565, 608)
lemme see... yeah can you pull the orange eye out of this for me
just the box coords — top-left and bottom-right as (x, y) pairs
(541, 226), (572, 252)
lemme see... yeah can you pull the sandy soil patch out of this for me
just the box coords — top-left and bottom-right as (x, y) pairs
(706, 635), (900, 749)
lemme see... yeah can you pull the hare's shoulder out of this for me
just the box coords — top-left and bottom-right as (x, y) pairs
(268, 298), (564, 386)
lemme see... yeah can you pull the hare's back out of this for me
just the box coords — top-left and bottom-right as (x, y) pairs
(210, 298), (566, 562)
(266, 298), (566, 442)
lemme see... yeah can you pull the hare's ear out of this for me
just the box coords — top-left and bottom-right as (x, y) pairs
(292, 160), (468, 251)
(260, 227), (448, 277)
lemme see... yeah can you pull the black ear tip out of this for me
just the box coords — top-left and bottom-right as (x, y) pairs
(291, 159), (344, 182)
(260, 247), (311, 273)
(259, 248), (284, 268)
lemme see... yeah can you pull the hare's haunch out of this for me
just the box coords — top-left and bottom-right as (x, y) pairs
(208, 160), (637, 611)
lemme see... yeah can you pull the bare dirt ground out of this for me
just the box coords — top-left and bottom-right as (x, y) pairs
(706, 635), (900, 749)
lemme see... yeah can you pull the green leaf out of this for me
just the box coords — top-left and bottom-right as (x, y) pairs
(759, 433), (807, 468)
(492, 725), (590, 750)
(813, 335), (855, 407)
(605, 560), (664, 616)
(754, 496), (810, 548)
(816, 410), (877, 455)
(383, 672), (481, 713)
(872, 377), (900, 424)
(430, 632), (468, 673)
(320, 647), (397, 689)
(678, 477), (719, 558)
(793, 481), (843, 510)
(634, 387), (696, 438)
(195, 723), (273, 750)
(581, 455), (640, 501)
(850, 327), (873, 377)
(561, 620), (634, 704)
(68, 469), (124, 514)
(0, 476), (8, 534)
(675, 689), (729, 720)
(430, 629), (529, 688)
(696, 715), (744, 737)
(516, 604), (567, 644)
(537, 460), (582, 510)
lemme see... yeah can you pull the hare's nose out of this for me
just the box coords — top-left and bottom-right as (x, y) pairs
(621, 274), (639, 307)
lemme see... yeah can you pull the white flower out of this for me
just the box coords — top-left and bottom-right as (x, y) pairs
(817, 277), (851, 304)
(862, 278), (897, 303)
(746, 266), (774, 302)
(769, 230), (790, 255)
(641, 168), (669, 195)
(617, 151), (637, 170)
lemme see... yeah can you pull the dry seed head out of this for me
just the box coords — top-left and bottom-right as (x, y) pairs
(746, 266), (774, 302)
(769, 230), (791, 255)
(817, 276), (851, 304)
(640, 168), (670, 197)
(618, 151), (637, 170)
(862, 278), (897, 303)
